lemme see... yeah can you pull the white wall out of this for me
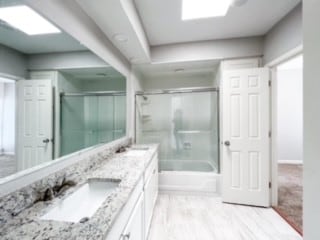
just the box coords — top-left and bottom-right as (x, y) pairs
(142, 73), (214, 90)
(277, 68), (303, 162)
(263, 4), (302, 65)
(28, 51), (108, 71)
(0, 44), (27, 79)
(80, 78), (126, 92)
(304, 1), (320, 239)
(128, 70), (143, 139)
(151, 37), (263, 64)
(0, 82), (15, 154)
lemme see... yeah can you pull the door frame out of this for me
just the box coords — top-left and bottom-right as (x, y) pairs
(0, 72), (21, 171)
(264, 44), (303, 206)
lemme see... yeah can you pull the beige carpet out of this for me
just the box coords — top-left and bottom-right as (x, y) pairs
(0, 154), (16, 178)
(276, 163), (303, 234)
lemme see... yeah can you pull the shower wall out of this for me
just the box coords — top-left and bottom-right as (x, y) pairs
(136, 90), (219, 173)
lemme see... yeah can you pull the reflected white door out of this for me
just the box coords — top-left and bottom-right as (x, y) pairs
(222, 68), (270, 207)
(17, 80), (53, 170)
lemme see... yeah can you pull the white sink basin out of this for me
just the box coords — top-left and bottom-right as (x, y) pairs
(124, 149), (148, 157)
(124, 147), (149, 157)
(41, 179), (120, 223)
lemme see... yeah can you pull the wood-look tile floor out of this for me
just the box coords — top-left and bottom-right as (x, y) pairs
(148, 194), (302, 240)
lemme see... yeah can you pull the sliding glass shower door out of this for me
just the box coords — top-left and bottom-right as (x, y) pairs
(60, 94), (126, 157)
(136, 90), (219, 173)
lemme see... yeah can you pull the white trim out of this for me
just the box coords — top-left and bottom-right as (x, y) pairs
(0, 72), (22, 81)
(270, 67), (278, 206)
(278, 160), (303, 165)
(264, 44), (303, 68)
(268, 46), (303, 206)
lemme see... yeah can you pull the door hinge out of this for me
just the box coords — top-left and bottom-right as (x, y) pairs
(268, 80), (271, 87)
(268, 131), (272, 138)
(269, 182), (272, 188)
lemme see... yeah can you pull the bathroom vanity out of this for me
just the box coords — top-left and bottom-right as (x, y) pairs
(0, 142), (159, 240)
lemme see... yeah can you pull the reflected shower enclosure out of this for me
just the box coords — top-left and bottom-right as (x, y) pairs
(60, 92), (126, 156)
(135, 89), (219, 173)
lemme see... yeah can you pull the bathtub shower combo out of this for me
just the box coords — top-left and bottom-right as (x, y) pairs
(135, 88), (220, 194)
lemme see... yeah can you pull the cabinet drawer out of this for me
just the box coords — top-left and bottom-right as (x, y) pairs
(144, 154), (158, 184)
(144, 160), (158, 239)
(105, 178), (143, 240)
(120, 194), (144, 240)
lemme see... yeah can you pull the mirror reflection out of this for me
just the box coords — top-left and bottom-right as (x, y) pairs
(0, 0), (126, 178)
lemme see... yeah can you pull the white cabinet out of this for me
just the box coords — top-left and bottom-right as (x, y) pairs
(105, 152), (159, 240)
(144, 155), (159, 239)
(120, 194), (144, 240)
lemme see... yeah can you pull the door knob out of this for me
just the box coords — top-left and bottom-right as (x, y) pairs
(43, 138), (50, 143)
(224, 141), (231, 146)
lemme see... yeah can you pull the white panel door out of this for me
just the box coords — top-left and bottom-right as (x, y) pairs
(222, 68), (270, 207)
(17, 80), (53, 170)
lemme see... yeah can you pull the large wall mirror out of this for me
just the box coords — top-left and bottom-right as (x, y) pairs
(0, 0), (127, 179)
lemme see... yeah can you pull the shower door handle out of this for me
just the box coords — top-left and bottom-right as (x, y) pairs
(224, 141), (231, 147)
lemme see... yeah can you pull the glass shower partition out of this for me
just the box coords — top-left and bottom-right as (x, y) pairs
(135, 89), (219, 173)
(60, 92), (126, 157)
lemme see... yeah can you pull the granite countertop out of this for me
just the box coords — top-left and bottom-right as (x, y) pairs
(0, 144), (158, 240)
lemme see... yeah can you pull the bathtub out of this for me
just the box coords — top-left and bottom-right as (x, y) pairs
(159, 160), (221, 195)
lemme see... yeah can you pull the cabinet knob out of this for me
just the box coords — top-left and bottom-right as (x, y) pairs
(121, 233), (130, 239)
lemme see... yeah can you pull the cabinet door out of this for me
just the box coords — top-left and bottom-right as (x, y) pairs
(144, 160), (158, 239)
(151, 159), (159, 208)
(120, 194), (144, 240)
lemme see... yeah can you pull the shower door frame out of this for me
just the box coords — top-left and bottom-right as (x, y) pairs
(134, 87), (220, 173)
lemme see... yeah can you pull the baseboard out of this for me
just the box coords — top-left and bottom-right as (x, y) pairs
(278, 160), (303, 165)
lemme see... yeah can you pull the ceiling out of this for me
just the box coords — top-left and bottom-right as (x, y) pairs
(0, 0), (87, 54)
(76, 0), (150, 64)
(134, 0), (301, 46)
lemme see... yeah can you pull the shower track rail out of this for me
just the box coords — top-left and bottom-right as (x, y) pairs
(60, 91), (126, 97)
(135, 87), (219, 95)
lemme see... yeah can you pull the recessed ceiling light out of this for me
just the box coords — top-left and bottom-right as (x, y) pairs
(182, 0), (232, 20)
(113, 34), (128, 43)
(174, 68), (185, 73)
(231, 0), (248, 7)
(0, 5), (61, 35)
(96, 73), (107, 77)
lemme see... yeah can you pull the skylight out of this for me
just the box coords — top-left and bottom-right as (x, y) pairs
(182, 0), (232, 20)
(0, 5), (61, 35)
